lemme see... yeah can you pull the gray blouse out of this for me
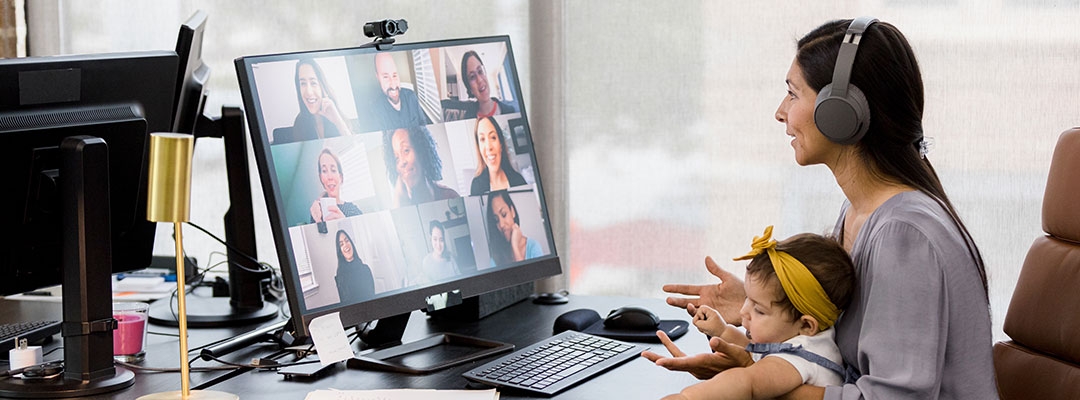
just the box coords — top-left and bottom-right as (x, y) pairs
(824, 191), (997, 399)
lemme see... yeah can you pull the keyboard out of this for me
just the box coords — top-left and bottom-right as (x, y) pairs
(462, 330), (649, 396)
(0, 320), (61, 354)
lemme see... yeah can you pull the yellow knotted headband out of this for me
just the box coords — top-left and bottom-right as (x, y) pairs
(733, 226), (841, 330)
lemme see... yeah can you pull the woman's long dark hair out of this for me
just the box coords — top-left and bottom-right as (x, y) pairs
(485, 190), (518, 266)
(294, 58), (336, 115)
(796, 20), (988, 298)
(473, 116), (516, 178)
(382, 125), (444, 184)
(335, 229), (362, 267)
(429, 220), (453, 261)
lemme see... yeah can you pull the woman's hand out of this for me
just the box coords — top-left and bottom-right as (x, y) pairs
(309, 200), (324, 223)
(323, 203), (344, 221)
(663, 256), (747, 326)
(510, 224), (527, 261)
(392, 177), (408, 208)
(641, 330), (752, 380)
(317, 97), (353, 136)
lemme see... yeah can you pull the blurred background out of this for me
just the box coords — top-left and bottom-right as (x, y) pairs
(8, 0), (1079, 342)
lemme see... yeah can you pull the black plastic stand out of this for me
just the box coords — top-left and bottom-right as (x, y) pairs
(148, 105), (277, 328)
(345, 313), (513, 374)
(0, 137), (134, 398)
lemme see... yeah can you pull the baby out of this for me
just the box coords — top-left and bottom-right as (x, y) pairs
(666, 226), (856, 400)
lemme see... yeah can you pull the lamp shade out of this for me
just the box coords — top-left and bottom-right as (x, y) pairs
(146, 132), (194, 223)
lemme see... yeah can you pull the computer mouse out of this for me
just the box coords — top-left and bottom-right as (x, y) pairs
(603, 306), (660, 331)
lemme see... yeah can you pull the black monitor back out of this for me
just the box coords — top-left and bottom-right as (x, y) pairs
(0, 51), (177, 296)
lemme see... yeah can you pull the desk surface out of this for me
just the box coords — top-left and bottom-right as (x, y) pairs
(2, 295), (709, 399)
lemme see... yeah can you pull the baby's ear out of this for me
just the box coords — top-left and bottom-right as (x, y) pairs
(797, 315), (820, 336)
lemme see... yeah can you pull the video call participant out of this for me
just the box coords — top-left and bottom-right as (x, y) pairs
(382, 126), (460, 207)
(460, 50), (517, 119)
(470, 116), (526, 196)
(309, 148), (362, 226)
(650, 18), (997, 399)
(334, 229), (375, 304)
(486, 190), (541, 267)
(421, 220), (461, 283)
(371, 52), (432, 131)
(278, 58), (354, 144)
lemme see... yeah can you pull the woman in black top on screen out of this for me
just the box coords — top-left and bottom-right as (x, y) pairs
(470, 116), (526, 196)
(333, 229), (375, 304)
(279, 58), (353, 144)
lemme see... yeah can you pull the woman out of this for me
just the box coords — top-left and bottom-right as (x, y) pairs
(281, 58), (353, 144)
(421, 220), (461, 283)
(309, 148), (362, 224)
(648, 18), (997, 399)
(382, 126), (460, 207)
(333, 229), (375, 304)
(486, 190), (542, 267)
(469, 116), (526, 196)
(460, 50), (517, 119)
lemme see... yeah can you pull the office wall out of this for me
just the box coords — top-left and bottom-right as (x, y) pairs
(31, 1), (1080, 344)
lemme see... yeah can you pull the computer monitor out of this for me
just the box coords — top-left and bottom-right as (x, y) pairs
(235, 36), (561, 351)
(146, 9), (279, 328)
(0, 51), (177, 296)
(172, 10), (209, 134)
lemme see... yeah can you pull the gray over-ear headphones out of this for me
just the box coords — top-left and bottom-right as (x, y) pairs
(814, 16), (878, 145)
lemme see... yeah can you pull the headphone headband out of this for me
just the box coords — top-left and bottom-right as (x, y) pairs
(830, 17), (878, 99)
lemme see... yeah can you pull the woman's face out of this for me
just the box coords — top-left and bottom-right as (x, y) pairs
(392, 129), (422, 187)
(476, 118), (502, 172)
(738, 276), (803, 344)
(338, 232), (354, 262)
(491, 195), (516, 242)
(298, 64), (323, 114)
(318, 153), (342, 198)
(776, 59), (839, 166)
(465, 55), (489, 100)
(431, 227), (445, 258)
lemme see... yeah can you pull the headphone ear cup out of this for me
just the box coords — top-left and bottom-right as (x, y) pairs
(814, 83), (871, 145)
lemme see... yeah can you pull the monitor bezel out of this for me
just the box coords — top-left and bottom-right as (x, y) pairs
(235, 35), (561, 338)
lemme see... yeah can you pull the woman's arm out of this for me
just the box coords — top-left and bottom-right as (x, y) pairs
(674, 357), (804, 400)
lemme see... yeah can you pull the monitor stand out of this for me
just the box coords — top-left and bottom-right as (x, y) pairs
(346, 313), (514, 374)
(0, 137), (133, 398)
(148, 105), (276, 328)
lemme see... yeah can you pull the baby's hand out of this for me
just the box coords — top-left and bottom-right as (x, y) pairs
(690, 304), (726, 338)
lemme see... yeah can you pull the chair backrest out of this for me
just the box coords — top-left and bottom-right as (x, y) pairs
(994, 127), (1080, 399)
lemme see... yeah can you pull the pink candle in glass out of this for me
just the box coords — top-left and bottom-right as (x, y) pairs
(114, 312), (147, 355)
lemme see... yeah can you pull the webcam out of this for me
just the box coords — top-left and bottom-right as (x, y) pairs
(364, 19), (408, 39)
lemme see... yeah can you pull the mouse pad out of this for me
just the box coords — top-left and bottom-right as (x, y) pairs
(553, 309), (689, 343)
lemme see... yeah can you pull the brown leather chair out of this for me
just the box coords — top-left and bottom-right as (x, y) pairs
(993, 127), (1080, 399)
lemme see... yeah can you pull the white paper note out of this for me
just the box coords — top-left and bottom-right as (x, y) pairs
(304, 388), (498, 400)
(308, 312), (355, 366)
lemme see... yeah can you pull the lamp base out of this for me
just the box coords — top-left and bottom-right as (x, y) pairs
(148, 295), (278, 328)
(0, 366), (134, 398)
(137, 390), (238, 400)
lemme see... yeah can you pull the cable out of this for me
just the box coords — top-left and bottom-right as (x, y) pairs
(201, 354), (320, 370)
(186, 222), (270, 273)
(41, 347), (63, 358)
(115, 360), (238, 373)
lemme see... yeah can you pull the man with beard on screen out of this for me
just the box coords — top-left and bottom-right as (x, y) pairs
(371, 52), (432, 131)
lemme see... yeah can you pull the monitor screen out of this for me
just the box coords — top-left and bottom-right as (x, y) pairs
(0, 51), (177, 296)
(236, 36), (560, 338)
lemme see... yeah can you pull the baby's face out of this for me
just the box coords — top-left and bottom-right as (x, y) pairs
(739, 275), (804, 344)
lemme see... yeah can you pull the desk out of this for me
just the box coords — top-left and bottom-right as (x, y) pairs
(3, 295), (709, 399)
